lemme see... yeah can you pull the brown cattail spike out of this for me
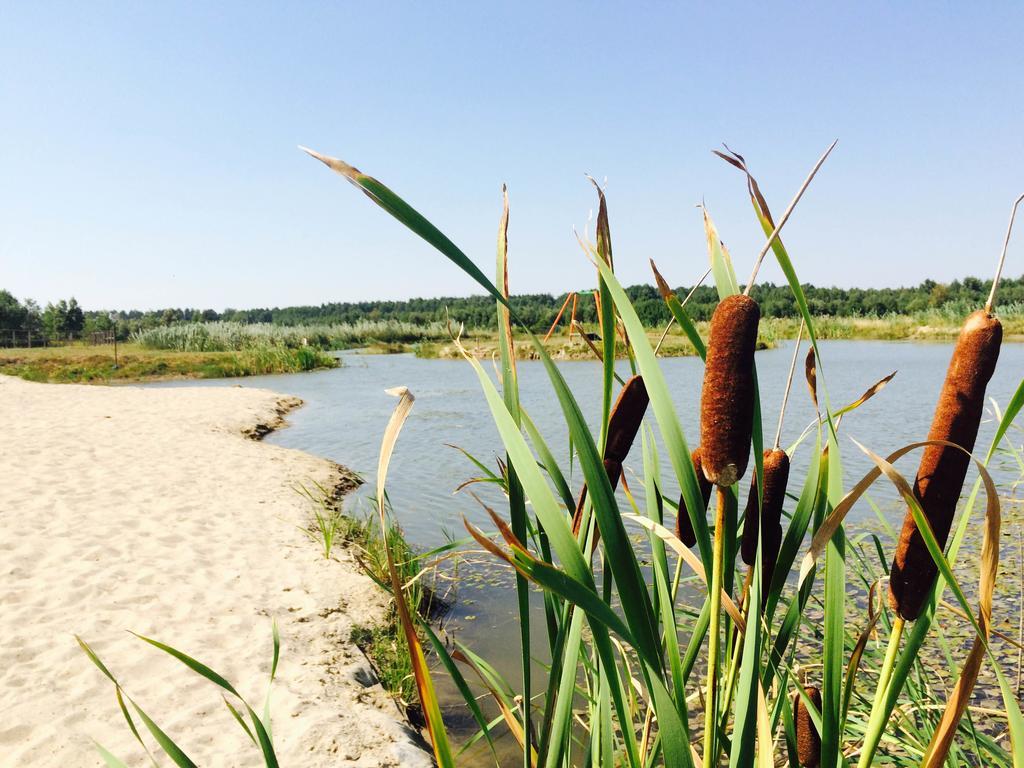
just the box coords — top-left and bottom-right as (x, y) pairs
(700, 294), (760, 486)
(676, 448), (713, 547)
(603, 375), (649, 465)
(741, 449), (791, 565)
(571, 375), (649, 537)
(794, 686), (822, 767)
(889, 310), (1002, 620)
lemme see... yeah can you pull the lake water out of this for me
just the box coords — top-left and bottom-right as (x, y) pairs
(150, 340), (1023, 754)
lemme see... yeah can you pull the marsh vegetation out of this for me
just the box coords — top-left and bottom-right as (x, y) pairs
(303, 143), (1024, 767)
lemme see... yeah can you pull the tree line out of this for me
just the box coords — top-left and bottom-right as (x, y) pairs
(0, 292), (87, 341)
(2, 274), (1021, 341)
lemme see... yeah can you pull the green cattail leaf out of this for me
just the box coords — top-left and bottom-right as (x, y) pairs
(820, 433), (846, 768)
(642, 427), (687, 710)
(76, 636), (119, 684)
(504, 547), (634, 641)
(495, 186), (533, 768)
(241, 702), (279, 768)
(301, 147), (509, 312)
(650, 259), (706, 359)
(130, 633), (241, 699)
(130, 700), (198, 768)
(539, 607), (587, 768)
(77, 638), (159, 766)
(592, 255), (712, 570)
(419, 620), (499, 762)
(590, 181), (618, 453)
(520, 408), (574, 512)
(524, 339), (663, 669)
(459, 350), (591, 586)
(985, 377), (1024, 463)
(223, 697), (256, 745)
(665, 291), (706, 359)
(447, 443), (502, 484)
(729, 530), (763, 768)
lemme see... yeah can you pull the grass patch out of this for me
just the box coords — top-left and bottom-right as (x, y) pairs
(133, 319), (453, 351)
(0, 343), (338, 383)
(297, 484), (445, 719)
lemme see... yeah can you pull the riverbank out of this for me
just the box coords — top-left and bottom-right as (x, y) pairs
(0, 343), (338, 383)
(0, 376), (431, 766)
(403, 312), (1024, 359)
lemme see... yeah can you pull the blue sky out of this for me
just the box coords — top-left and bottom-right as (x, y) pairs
(2, 2), (1022, 310)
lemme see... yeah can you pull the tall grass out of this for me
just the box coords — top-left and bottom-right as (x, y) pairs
(133, 319), (450, 352)
(307, 145), (1024, 767)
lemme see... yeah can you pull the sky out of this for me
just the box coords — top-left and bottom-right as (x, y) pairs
(1, 1), (1022, 311)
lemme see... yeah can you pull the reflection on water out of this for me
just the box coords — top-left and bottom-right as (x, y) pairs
(149, 340), (1023, 756)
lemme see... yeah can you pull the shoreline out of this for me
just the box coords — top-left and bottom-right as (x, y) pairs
(0, 344), (339, 385)
(0, 375), (431, 766)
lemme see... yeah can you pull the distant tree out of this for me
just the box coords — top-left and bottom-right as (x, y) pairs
(928, 283), (949, 307)
(22, 299), (43, 334)
(65, 297), (85, 333)
(0, 290), (27, 330)
(43, 300), (69, 337)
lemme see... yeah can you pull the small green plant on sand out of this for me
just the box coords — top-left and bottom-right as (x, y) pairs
(296, 480), (348, 559)
(78, 622), (281, 766)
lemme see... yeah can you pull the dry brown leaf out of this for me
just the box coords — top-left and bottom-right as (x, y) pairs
(650, 259), (676, 301)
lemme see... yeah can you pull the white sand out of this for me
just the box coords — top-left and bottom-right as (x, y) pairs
(0, 376), (431, 767)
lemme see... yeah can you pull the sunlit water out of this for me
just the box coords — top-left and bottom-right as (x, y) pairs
(149, 340), (1024, 755)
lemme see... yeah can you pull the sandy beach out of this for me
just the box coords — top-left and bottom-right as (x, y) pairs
(0, 376), (431, 767)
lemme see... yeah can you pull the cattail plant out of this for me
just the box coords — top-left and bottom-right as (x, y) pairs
(795, 686), (823, 768)
(888, 310), (1002, 620)
(887, 195), (1022, 621)
(696, 146), (836, 765)
(676, 447), (712, 547)
(697, 291), (760, 764)
(741, 320), (801, 601)
(857, 193), (1022, 768)
(305, 143), (1023, 768)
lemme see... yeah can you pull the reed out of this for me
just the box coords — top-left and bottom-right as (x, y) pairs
(133, 319), (450, 352)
